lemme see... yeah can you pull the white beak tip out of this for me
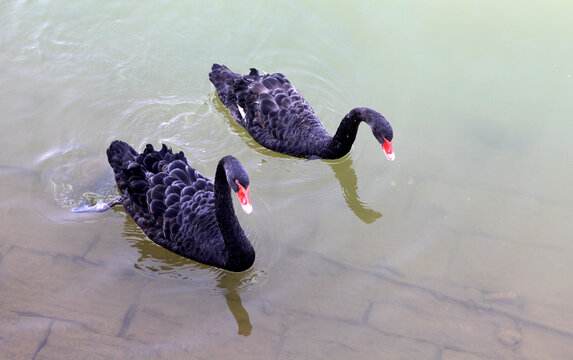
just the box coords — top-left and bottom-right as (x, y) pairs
(241, 203), (253, 214)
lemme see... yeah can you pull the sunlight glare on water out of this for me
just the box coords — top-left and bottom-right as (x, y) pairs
(1, 0), (573, 358)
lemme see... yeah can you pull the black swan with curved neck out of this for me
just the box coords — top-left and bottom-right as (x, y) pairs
(209, 64), (395, 161)
(103, 140), (255, 272)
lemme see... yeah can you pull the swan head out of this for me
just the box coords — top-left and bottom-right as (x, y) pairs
(223, 156), (253, 214)
(361, 108), (395, 161)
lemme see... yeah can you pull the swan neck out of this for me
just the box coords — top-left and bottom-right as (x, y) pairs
(214, 160), (254, 271)
(327, 110), (363, 158)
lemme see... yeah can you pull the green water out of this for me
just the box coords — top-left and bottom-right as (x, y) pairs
(1, 0), (572, 358)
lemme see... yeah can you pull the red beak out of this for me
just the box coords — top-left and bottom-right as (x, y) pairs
(383, 138), (395, 161)
(236, 181), (252, 214)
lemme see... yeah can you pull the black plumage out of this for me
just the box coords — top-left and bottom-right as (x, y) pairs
(107, 140), (255, 272)
(209, 64), (395, 160)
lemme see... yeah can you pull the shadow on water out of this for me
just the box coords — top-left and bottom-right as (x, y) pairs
(120, 212), (254, 336)
(210, 95), (382, 223)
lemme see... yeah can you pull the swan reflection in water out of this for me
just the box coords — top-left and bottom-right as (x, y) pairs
(122, 214), (254, 336)
(326, 156), (382, 224)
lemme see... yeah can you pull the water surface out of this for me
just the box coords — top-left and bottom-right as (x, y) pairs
(1, 0), (573, 358)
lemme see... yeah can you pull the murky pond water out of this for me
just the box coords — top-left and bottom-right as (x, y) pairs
(1, 0), (573, 358)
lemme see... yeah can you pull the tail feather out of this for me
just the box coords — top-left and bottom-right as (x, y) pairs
(209, 64), (248, 125)
(209, 64), (243, 84)
(107, 140), (148, 209)
(107, 140), (138, 175)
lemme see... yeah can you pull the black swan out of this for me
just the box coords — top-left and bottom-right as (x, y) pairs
(209, 64), (395, 161)
(76, 141), (255, 272)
